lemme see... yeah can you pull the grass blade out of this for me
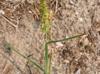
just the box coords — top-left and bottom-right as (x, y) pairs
(3, 42), (44, 72)
(44, 34), (84, 74)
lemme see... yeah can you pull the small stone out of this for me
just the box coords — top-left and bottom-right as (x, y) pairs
(0, 10), (5, 15)
(79, 17), (83, 22)
(63, 60), (70, 64)
(28, 10), (32, 14)
(56, 42), (63, 48)
(66, 35), (69, 38)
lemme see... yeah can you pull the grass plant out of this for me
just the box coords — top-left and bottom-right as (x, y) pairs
(4, 34), (84, 74)
(3, 1), (84, 74)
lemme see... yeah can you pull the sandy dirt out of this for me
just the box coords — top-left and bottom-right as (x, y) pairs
(0, 0), (100, 74)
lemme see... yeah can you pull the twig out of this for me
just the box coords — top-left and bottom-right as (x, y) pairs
(1, 15), (18, 29)
(55, 0), (58, 14)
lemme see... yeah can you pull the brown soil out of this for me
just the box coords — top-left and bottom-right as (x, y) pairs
(0, 0), (100, 74)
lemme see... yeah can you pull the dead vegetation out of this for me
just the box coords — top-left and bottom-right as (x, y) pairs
(0, 0), (100, 74)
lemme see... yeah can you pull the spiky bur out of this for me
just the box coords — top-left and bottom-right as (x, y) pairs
(40, 0), (51, 34)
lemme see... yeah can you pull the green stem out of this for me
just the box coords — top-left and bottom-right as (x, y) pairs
(46, 34), (84, 44)
(44, 34), (84, 74)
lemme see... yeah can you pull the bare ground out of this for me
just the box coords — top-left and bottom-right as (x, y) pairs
(0, 0), (100, 74)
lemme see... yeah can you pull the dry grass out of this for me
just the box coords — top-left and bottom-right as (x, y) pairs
(0, 0), (100, 74)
